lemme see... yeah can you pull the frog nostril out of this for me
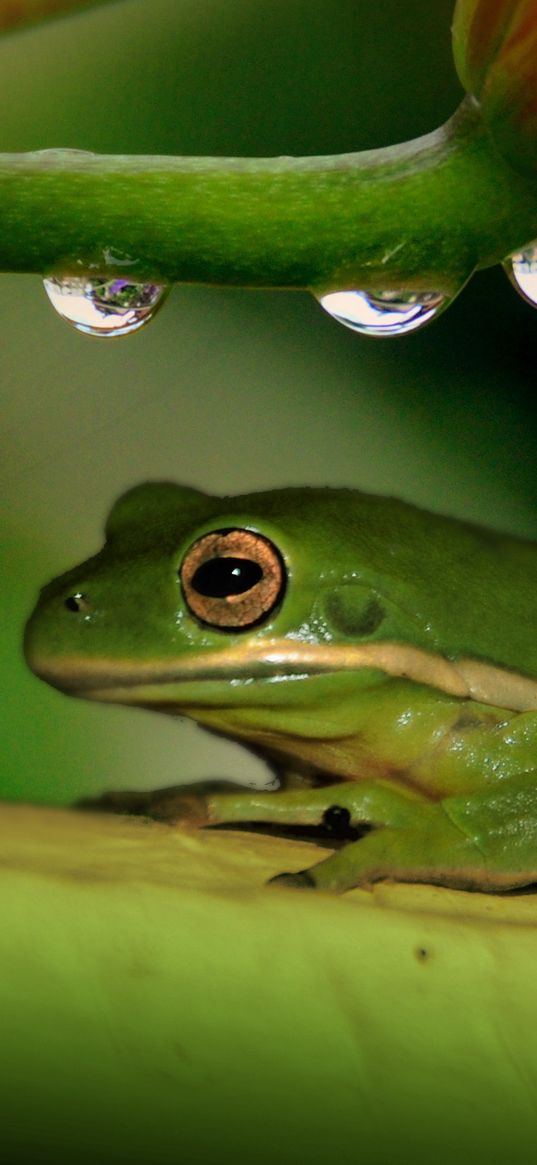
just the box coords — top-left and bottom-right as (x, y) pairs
(64, 592), (92, 613)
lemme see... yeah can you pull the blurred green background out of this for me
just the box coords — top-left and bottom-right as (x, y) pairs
(3, 0), (537, 805)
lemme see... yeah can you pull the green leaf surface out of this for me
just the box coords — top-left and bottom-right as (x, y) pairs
(3, 802), (537, 1165)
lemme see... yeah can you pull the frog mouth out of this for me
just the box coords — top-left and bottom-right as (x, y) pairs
(28, 638), (537, 713)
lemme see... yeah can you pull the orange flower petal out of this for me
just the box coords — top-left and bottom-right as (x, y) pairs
(453, 0), (537, 171)
(453, 0), (518, 95)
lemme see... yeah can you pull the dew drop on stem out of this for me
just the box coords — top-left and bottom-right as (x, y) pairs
(314, 288), (449, 336)
(43, 273), (170, 337)
(505, 243), (537, 309)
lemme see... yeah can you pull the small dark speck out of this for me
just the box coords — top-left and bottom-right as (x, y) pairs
(173, 1041), (191, 1063)
(128, 959), (154, 980)
(452, 714), (482, 731)
(156, 1068), (177, 1084)
(415, 947), (430, 962)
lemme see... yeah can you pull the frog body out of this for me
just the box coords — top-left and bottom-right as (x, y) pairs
(24, 482), (537, 892)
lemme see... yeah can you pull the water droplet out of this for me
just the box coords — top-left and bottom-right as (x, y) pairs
(505, 242), (537, 307)
(43, 273), (170, 337)
(315, 288), (448, 336)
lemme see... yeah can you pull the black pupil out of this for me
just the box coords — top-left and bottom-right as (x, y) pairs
(191, 557), (263, 598)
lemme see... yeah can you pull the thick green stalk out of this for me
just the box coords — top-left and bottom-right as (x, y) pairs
(1, 100), (537, 291)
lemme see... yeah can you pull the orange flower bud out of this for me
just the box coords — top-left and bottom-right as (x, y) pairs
(452, 0), (537, 172)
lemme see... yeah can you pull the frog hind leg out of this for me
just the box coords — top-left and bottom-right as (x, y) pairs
(272, 774), (537, 893)
(79, 773), (537, 893)
(140, 776), (532, 891)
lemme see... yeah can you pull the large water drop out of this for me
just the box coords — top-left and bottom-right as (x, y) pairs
(43, 273), (170, 336)
(315, 288), (448, 336)
(505, 243), (537, 308)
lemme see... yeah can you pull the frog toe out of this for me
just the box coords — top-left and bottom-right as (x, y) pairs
(76, 784), (211, 826)
(267, 869), (317, 889)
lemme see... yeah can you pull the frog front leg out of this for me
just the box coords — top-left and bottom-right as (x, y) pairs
(79, 776), (421, 837)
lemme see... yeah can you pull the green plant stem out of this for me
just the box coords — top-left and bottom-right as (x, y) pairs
(1, 100), (536, 291)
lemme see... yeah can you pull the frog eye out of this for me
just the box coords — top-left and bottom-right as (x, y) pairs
(180, 528), (286, 630)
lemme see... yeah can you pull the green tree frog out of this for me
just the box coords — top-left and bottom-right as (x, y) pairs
(24, 482), (537, 893)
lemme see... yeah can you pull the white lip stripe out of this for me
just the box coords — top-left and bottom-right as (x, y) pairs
(31, 638), (537, 713)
